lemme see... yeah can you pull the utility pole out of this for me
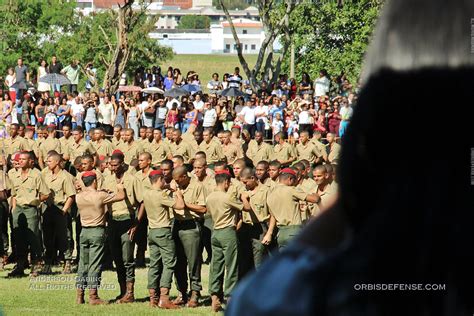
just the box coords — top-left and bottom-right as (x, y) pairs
(290, 43), (295, 78)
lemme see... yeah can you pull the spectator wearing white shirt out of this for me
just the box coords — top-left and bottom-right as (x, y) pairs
(298, 103), (313, 137)
(193, 94), (205, 123)
(254, 99), (269, 134)
(271, 113), (284, 137)
(98, 95), (115, 135)
(339, 98), (353, 138)
(69, 94), (84, 129)
(314, 69), (331, 98)
(202, 102), (217, 128)
(238, 99), (257, 137)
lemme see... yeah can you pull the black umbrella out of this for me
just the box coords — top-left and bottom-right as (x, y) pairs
(164, 87), (189, 98)
(220, 87), (245, 97)
(39, 73), (71, 85)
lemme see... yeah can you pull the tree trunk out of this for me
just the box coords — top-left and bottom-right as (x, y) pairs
(102, 0), (134, 95)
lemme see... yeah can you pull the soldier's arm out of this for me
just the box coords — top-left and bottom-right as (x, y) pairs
(239, 192), (251, 211)
(305, 193), (321, 204)
(261, 215), (276, 245)
(62, 196), (74, 214)
(104, 183), (125, 204)
(173, 189), (185, 210)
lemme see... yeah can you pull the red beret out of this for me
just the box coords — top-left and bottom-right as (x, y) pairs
(232, 125), (241, 130)
(112, 149), (123, 155)
(280, 168), (296, 176)
(26, 125), (35, 131)
(215, 169), (231, 176)
(98, 155), (106, 161)
(149, 170), (163, 177)
(13, 153), (20, 162)
(82, 171), (96, 178)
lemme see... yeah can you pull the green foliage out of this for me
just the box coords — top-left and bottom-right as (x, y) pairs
(177, 15), (211, 30)
(0, 0), (173, 89)
(213, 0), (256, 10)
(281, 0), (383, 84)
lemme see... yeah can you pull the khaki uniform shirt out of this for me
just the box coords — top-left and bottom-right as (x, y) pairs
(169, 139), (194, 163)
(328, 142), (341, 164)
(311, 183), (336, 217)
(11, 168), (49, 207)
(243, 183), (270, 224)
(247, 140), (273, 166)
(111, 138), (122, 149)
(3, 136), (28, 156)
(148, 140), (171, 166)
(297, 177), (317, 221)
(76, 169), (104, 191)
(222, 142), (243, 165)
(59, 136), (74, 159)
(103, 172), (138, 220)
(173, 178), (206, 221)
(267, 183), (307, 226)
(92, 139), (114, 157)
(296, 141), (323, 164)
(118, 141), (142, 165)
(134, 169), (152, 203)
(69, 139), (97, 162)
(43, 169), (76, 207)
(76, 188), (115, 227)
(206, 190), (243, 230)
(40, 137), (62, 163)
(143, 187), (175, 229)
(273, 142), (296, 164)
(198, 139), (225, 164)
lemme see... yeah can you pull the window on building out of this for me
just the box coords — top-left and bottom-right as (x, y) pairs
(243, 29), (247, 34)
(251, 44), (256, 50)
(167, 26), (171, 29)
(245, 44), (248, 50)
(161, 26), (165, 29)
(163, 34), (168, 38)
(226, 44), (231, 50)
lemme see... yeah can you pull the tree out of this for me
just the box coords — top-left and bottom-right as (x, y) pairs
(219, 0), (299, 92)
(0, 0), (173, 92)
(281, 0), (382, 84)
(177, 15), (211, 29)
(214, 0), (256, 10)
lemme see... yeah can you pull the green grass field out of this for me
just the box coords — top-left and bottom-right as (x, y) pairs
(161, 54), (258, 89)
(0, 262), (218, 315)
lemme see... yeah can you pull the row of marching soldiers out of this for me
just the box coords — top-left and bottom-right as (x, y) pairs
(0, 123), (337, 312)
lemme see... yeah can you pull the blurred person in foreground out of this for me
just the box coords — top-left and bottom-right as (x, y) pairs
(227, 0), (474, 315)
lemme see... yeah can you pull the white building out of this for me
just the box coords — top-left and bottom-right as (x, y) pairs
(151, 18), (265, 54)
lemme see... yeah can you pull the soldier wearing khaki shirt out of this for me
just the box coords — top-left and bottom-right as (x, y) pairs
(293, 162), (317, 222)
(273, 132), (297, 167)
(118, 129), (142, 165)
(23, 126), (37, 154)
(75, 171), (125, 305)
(42, 152), (76, 274)
(247, 132), (273, 167)
(311, 131), (328, 163)
(91, 128), (114, 157)
(60, 125), (74, 157)
(39, 126), (62, 168)
(238, 168), (276, 276)
(171, 166), (207, 307)
(3, 124), (28, 156)
(206, 171), (251, 311)
(198, 129), (225, 165)
(135, 170), (185, 308)
(326, 132), (341, 164)
(112, 125), (123, 148)
(267, 168), (319, 250)
(104, 152), (140, 303)
(311, 165), (337, 217)
(296, 130), (324, 165)
(133, 152), (154, 267)
(8, 151), (50, 277)
(148, 129), (172, 167)
(76, 154), (104, 191)
(69, 127), (97, 163)
(169, 129), (194, 164)
(221, 131), (243, 165)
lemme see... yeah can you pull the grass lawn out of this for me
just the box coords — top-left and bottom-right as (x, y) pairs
(161, 54), (258, 89)
(0, 259), (220, 315)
